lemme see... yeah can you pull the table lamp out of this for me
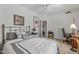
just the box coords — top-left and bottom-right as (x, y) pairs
(70, 23), (77, 33)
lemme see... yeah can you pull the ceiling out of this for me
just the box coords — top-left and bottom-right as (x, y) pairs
(21, 4), (79, 15)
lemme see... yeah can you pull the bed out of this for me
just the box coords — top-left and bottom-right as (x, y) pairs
(1, 24), (60, 54)
(2, 36), (60, 54)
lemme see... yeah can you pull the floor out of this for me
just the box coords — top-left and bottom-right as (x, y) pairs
(55, 39), (77, 54)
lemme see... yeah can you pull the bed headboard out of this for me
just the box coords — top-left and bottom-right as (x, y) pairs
(1, 24), (30, 44)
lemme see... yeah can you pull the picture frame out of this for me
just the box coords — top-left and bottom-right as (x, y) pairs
(14, 14), (24, 25)
(33, 16), (39, 28)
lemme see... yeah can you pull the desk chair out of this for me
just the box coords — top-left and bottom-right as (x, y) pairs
(61, 28), (71, 43)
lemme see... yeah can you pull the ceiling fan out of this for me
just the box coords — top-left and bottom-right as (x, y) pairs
(42, 4), (62, 11)
(42, 4), (51, 9)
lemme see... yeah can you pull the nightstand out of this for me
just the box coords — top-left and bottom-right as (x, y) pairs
(48, 31), (54, 39)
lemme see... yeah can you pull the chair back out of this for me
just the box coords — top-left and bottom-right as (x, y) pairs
(62, 28), (66, 37)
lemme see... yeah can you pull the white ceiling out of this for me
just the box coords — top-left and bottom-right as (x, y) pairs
(21, 4), (79, 15)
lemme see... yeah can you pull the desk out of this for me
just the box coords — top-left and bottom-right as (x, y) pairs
(71, 35), (79, 53)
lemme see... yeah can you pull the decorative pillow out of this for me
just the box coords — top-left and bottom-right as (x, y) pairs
(17, 34), (23, 39)
(17, 32), (29, 39)
(6, 32), (17, 40)
(21, 32), (29, 39)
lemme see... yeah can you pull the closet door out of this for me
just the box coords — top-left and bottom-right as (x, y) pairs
(39, 21), (41, 37)
(39, 21), (43, 37)
(43, 21), (47, 37)
(39, 20), (47, 37)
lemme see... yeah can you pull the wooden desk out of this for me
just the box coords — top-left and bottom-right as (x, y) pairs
(77, 39), (79, 53)
(71, 35), (79, 53)
(72, 35), (79, 39)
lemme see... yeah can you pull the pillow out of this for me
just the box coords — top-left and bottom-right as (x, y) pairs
(26, 31), (30, 36)
(17, 34), (23, 39)
(21, 33), (29, 39)
(17, 32), (29, 39)
(6, 32), (17, 40)
(21, 32), (29, 36)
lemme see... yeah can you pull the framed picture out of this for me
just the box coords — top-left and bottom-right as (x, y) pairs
(14, 14), (24, 25)
(33, 16), (39, 28)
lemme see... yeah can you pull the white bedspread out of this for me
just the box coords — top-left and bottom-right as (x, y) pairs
(3, 39), (23, 54)
(3, 37), (59, 54)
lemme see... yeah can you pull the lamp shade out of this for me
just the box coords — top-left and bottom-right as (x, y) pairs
(70, 24), (77, 29)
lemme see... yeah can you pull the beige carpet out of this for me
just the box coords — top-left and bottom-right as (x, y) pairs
(55, 39), (77, 54)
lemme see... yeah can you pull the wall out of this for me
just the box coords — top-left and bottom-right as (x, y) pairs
(0, 4), (39, 44)
(0, 5), (79, 42)
(44, 9), (79, 38)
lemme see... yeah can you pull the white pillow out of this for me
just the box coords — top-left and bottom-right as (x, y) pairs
(17, 32), (29, 39)
(17, 34), (22, 39)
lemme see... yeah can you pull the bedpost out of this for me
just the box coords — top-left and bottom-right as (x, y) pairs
(29, 26), (30, 35)
(2, 24), (5, 44)
(0, 24), (5, 51)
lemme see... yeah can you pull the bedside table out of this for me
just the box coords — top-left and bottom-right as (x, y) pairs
(48, 31), (54, 39)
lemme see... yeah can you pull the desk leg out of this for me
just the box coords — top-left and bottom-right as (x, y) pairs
(77, 40), (79, 54)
